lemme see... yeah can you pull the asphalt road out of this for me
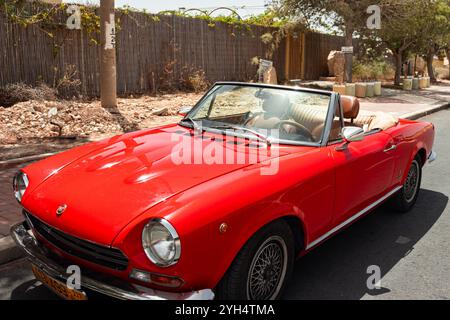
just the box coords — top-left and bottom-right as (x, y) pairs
(1, 109), (449, 300)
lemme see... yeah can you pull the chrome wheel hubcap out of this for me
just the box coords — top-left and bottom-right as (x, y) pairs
(404, 160), (419, 202)
(247, 236), (287, 300)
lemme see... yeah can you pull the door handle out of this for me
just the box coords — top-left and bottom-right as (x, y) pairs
(384, 144), (397, 152)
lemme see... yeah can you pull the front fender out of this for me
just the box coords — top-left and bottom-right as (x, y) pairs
(113, 186), (307, 291)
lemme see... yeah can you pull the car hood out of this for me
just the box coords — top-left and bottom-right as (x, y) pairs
(23, 125), (293, 245)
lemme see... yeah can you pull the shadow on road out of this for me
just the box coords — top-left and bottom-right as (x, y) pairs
(10, 280), (60, 300)
(283, 189), (448, 300)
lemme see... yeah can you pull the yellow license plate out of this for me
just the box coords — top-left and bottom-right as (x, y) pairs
(32, 264), (87, 300)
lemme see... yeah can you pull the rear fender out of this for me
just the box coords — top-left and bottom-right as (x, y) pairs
(385, 120), (434, 184)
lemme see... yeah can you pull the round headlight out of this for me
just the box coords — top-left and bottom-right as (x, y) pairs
(13, 171), (29, 203)
(142, 218), (181, 267)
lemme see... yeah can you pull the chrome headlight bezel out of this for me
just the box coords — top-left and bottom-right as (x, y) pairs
(13, 171), (29, 203)
(142, 218), (181, 268)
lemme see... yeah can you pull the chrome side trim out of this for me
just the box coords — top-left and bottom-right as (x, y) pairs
(10, 222), (214, 300)
(428, 150), (437, 163)
(306, 186), (402, 250)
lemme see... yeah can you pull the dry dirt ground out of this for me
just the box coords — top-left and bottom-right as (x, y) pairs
(0, 92), (204, 159)
(0, 88), (326, 161)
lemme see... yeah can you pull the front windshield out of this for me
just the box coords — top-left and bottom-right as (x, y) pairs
(184, 84), (332, 144)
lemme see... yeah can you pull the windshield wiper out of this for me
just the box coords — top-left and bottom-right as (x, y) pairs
(179, 117), (201, 133)
(209, 124), (272, 147)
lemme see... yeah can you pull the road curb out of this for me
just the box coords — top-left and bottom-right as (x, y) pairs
(0, 235), (24, 265)
(0, 152), (56, 170)
(403, 102), (449, 120)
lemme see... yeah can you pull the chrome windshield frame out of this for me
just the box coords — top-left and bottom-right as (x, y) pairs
(179, 82), (336, 148)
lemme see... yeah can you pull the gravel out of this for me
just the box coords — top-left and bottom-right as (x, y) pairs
(0, 92), (204, 145)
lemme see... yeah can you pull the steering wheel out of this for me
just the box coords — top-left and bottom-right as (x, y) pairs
(276, 120), (314, 141)
(243, 111), (262, 126)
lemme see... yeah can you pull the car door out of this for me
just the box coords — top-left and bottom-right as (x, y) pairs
(329, 130), (397, 225)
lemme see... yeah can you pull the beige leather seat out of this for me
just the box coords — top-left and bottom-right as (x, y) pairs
(316, 95), (360, 140)
(290, 105), (327, 133)
(247, 94), (398, 141)
(289, 95), (360, 141)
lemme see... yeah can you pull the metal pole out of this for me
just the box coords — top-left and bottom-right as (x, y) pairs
(100, 0), (117, 108)
(344, 24), (353, 84)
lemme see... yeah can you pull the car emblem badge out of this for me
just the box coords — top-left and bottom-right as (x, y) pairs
(56, 204), (67, 216)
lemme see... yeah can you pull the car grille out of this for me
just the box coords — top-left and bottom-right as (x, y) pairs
(24, 211), (129, 271)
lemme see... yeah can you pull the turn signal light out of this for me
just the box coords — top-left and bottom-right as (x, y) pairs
(150, 273), (184, 288)
(130, 269), (184, 288)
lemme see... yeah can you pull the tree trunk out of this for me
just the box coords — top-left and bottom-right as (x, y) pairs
(100, 0), (117, 108)
(414, 55), (417, 76)
(427, 45), (436, 83)
(394, 50), (403, 86)
(344, 22), (354, 83)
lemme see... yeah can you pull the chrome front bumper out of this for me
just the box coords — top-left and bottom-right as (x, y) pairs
(10, 222), (214, 300)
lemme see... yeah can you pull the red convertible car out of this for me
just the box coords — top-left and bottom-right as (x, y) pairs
(11, 82), (435, 300)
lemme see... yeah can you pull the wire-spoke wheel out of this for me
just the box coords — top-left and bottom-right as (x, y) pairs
(404, 160), (420, 203)
(215, 220), (295, 300)
(246, 236), (288, 300)
(391, 155), (422, 213)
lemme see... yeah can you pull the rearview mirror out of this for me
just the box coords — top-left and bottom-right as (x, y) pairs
(178, 106), (192, 117)
(336, 126), (364, 151)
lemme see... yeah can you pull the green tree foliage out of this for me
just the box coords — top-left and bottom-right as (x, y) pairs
(276, 0), (374, 39)
(277, 0), (450, 84)
(364, 0), (450, 84)
(276, 0), (378, 82)
(418, 0), (450, 80)
(369, 0), (431, 84)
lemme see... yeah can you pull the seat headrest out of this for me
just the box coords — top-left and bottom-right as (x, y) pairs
(262, 93), (291, 117)
(340, 95), (360, 119)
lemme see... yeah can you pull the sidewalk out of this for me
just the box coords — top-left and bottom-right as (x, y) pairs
(0, 83), (449, 264)
(358, 82), (450, 119)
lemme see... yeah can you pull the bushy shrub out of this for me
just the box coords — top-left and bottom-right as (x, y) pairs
(55, 65), (82, 98)
(157, 60), (178, 93)
(186, 70), (209, 93)
(0, 82), (56, 107)
(159, 65), (209, 93)
(352, 59), (395, 82)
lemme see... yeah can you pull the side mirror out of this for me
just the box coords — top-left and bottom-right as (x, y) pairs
(342, 126), (364, 142)
(336, 126), (364, 151)
(178, 106), (192, 117)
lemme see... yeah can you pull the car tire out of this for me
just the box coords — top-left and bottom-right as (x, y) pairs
(215, 220), (295, 300)
(391, 155), (422, 213)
